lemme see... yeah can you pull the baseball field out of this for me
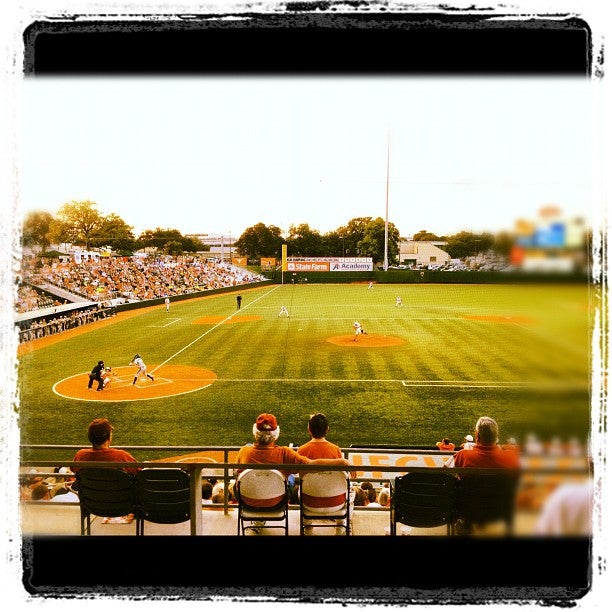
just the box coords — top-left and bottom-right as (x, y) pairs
(17, 281), (593, 462)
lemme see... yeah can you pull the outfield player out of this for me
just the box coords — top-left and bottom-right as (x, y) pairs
(164, 296), (170, 312)
(395, 295), (403, 307)
(130, 353), (155, 385)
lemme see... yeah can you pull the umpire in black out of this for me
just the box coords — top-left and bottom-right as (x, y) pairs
(88, 360), (105, 391)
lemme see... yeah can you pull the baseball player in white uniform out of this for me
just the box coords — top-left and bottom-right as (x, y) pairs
(130, 353), (155, 385)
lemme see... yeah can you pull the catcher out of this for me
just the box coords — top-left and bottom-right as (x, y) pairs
(100, 366), (114, 389)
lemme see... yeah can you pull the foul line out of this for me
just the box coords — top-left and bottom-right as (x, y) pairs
(204, 377), (587, 390)
(151, 286), (281, 374)
(151, 318), (181, 328)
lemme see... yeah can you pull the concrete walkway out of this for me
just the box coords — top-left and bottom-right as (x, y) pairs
(20, 502), (540, 536)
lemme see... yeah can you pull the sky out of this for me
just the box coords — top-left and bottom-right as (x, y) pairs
(20, 75), (598, 242)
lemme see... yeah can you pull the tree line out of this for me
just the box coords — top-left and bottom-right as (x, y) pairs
(22, 200), (514, 265)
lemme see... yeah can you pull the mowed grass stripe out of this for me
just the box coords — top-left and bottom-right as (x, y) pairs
(18, 282), (591, 458)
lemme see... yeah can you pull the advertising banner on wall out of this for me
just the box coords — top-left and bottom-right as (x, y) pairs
(286, 257), (373, 272)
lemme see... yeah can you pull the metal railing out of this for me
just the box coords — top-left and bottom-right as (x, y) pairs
(20, 444), (590, 536)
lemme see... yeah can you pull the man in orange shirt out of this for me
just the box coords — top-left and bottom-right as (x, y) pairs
(236, 413), (350, 477)
(445, 416), (520, 534)
(436, 437), (455, 451)
(72, 418), (140, 475)
(446, 417), (520, 470)
(297, 412), (343, 460)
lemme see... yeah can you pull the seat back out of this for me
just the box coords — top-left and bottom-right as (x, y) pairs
(76, 468), (138, 534)
(236, 469), (289, 535)
(136, 468), (191, 534)
(236, 469), (287, 510)
(299, 471), (351, 535)
(301, 471), (350, 513)
(456, 472), (519, 532)
(392, 472), (457, 533)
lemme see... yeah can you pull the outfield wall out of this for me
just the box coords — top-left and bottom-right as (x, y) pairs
(262, 269), (589, 285)
(113, 280), (274, 314)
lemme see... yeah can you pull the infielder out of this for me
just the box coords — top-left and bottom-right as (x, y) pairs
(130, 353), (155, 385)
(278, 305), (289, 317)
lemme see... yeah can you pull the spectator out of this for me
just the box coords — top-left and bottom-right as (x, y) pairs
(351, 486), (368, 507)
(235, 413), (351, 533)
(436, 437), (455, 451)
(211, 481), (225, 503)
(445, 417), (519, 470)
(201, 479), (214, 504)
(502, 437), (520, 453)
(297, 412), (344, 460)
(236, 413), (350, 477)
(377, 487), (391, 508)
(72, 418), (140, 474)
(446, 416), (521, 534)
(460, 434), (475, 450)
(296, 412), (355, 514)
(31, 483), (52, 501)
(524, 433), (544, 455)
(227, 480), (238, 505)
(20, 472), (44, 501)
(49, 467), (79, 502)
(534, 457), (594, 536)
(360, 481), (379, 505)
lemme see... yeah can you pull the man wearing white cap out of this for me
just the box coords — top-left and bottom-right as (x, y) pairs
(461, 434), (476, 450)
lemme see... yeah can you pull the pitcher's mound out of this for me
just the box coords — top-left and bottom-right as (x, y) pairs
(53, 365), (218, 402)
(327, 335), (405, 347)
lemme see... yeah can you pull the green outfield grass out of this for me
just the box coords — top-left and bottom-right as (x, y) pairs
(18, 282), (593, 461)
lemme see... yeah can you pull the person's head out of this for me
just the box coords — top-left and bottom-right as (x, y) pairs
(442, 437), (451, 445)
(201, 479), (213, 500)
(98, 360), (104, 366)
(31, 483), (51, 501)
(378, 487), (391, 507)
(464, 434), (474, 443)
(474, 416), (499, 446)
(352, 486), (368, 506)
(26, 474), (44, 489)
(252, 413), (280, 445)
(307, 412), (329, 439)
(87, 418), (113, 447)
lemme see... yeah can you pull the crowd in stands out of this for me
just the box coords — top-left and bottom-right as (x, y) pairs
(15, 254), (268, 344)
(18, 254), (267, 306)
(15, 284), (64, 313)
(16, 303), (116, 343)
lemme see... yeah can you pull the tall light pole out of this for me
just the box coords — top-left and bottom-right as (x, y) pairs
(383, 130), (390, 271)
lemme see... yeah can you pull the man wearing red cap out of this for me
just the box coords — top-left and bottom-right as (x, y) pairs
(236, 413), (351, 477)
